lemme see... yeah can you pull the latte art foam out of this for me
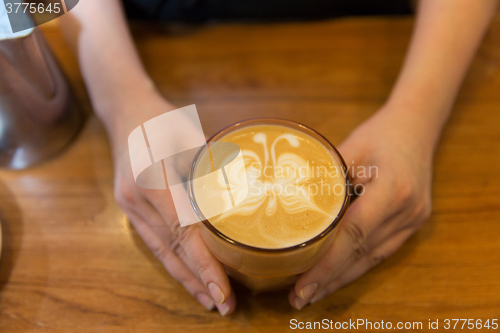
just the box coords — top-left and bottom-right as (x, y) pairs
(193, 124), (345, 249)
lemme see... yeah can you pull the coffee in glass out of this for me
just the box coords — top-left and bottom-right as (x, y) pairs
(189, 119), (350, 292)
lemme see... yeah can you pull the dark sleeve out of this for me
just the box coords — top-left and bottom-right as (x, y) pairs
(123, 0), (166, 16)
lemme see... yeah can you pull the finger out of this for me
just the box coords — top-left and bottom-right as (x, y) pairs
(127, 198), (235, 315)
(215, 289), (237, 317)
(310, 229), (414, 304)
(300, 209), (409, 303)
(140, 188), (178, 227)
(134, 191), (207, 284)
(123, 197), (191, 269)
(126, 200), (214, 294)
(127, 212), (215, 311)
(169, 225), (236, 316)
(289, 207), (413, 310)
(145, 188), (235, 314)
(363, 211), (414, 250)
(289, 287), (314, 311)
(179, 226), (234, 305)
(293, 177), (401, 301)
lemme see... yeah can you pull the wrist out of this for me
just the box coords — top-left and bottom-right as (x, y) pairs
(375, 99), (446, 159)
(92, 76), (157, 125)
(384, 89), (451, 136)
(92, 82), (168, 144)
(92, 83), (176, 156)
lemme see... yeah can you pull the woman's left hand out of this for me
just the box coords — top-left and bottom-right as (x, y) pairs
(289, 104), (435, 310)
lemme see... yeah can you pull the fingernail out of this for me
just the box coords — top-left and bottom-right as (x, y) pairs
(299, 283), (318, 300)
(208, 283), (225, 305)
(310, 289), (328, 304)
(294, 297), (308, 311)
(218, 302), (230, 316)
(196, 293), (215, 311)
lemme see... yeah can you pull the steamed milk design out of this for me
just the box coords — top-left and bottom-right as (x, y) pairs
(194, 124), (345, 249)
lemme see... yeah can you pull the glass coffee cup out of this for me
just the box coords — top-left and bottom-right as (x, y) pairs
(188, 118), (350, 292)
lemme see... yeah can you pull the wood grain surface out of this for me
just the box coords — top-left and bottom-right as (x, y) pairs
(1, 13), (500, 332)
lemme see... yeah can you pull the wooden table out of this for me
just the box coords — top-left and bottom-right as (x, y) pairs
(1, 13), (500, 332)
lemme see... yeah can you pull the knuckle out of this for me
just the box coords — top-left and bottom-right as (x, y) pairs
(354, 242), (370, 260)
(344, 222), (367, 251)
(167, 237), (183, 257)
(150, 243), (169, 262)
(394, 177), (416, 207)
(114, 184), (136, 207)
(412, 199), (432, 228)
(196, 256), (212, 280)
(321, 262), (337, 278)
(171, 219), (192, 244)
(169, 218), (182, 237)
(169, 222), (196, 263)
(369, 253), (386, 268)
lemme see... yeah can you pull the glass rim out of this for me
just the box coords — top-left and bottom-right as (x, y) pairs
(188, 118), (351, 253)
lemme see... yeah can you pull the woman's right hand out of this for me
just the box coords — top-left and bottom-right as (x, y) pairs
(64, 0), (237, 315)
(103, 92), (236, 316)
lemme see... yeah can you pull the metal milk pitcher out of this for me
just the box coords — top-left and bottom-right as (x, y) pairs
(0, 17), (83, 169)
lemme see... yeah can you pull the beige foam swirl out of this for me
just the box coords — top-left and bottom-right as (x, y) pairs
(215, 132), (332, 222)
